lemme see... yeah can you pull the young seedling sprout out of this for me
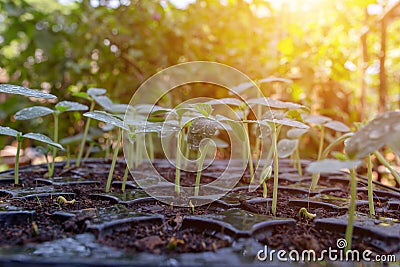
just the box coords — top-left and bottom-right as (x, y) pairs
(286, 128), (309, 175)
(73, 88), (107, 167)
(187, 116), (218, 196)
(83, 110), (129, 192)
(307, 110), (400, 251)
(0, 126), (64, 184)
(14, 101), (88, 176)
(245, 97), (309, 215)
(0, 84), (60, 184)
(304, 115), (351, 190)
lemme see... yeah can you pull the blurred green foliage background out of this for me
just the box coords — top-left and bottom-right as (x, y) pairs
(0, 0), (400, 155)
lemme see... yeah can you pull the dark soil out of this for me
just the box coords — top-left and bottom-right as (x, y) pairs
(0, 158), (399, 258)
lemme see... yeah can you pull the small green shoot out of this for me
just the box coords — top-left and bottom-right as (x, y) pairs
(305, 115), (350, 190)
(14, 101), (88, 176)
(298, 207), (316, 220)
(83, 111), (129, 192)
(57, 196), (76, 205)
(74, 88), (106, 167)
(0, 126), (64, 184)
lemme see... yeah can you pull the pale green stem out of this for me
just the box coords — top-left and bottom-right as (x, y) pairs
(77, 101), (95, 167)
(261, 145), (274, 196)
(147, 133), (154, 162)
(271, 124), (279, 215)
(367, 154), (375, 216)
(83, 142), (94, 161)
(49, 112), (59, 177)
(175, 130), (183, 194)
(134, 134), (140, 168)
(311, 126), (325, 190)
(105, 137), (110, 159)
(295, 143), (302, 176)
(14, 134), (22, 185)
(345, 168), (357, 251)
(253, 88), (262, 159)
(66, 145), (70, 168)
(244, 123), (255, 185)
(183, 143), (189, 169)
(106, 129), (122, 193)
(122, 141), (134, 192)
(373, 151), (400, 184)
(321, 132), (354, 159)
(194, 140), (210, 196)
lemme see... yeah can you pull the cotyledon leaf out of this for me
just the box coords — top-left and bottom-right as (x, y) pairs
(324, 120), (350, 132)
(87, 88), (107, 97)
(14, 106), (54, 120)
(23, 133), (64, 150)
(306, 159), (362, 174)
(304, 114), (332, 125)
(277, 139), (298, 158)
(0, 126), (20, 137)
(247, 97), (305, 110)
(205, 98), (243, 107)
(55, 101), (88, 112)
(263, 118), (309, 129)
(287, 128), (309, 139)
(83, 111), (129, 131)
(346, 111), (400, 159)
(0, 84), (57, 99)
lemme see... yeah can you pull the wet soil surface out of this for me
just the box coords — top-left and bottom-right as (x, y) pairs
(0, 158), (399, 264)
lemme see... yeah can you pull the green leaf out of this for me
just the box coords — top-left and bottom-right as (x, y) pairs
(72, 92), (91, 100)
(205, 98), (243, 107)
(230, 81), (255, 95)
(23, 133), (64, 150)
(0, 84), (57, 99)
(247, 97), (305, 110)
(346, 111), (400, 159)
(263, 118), (309, 129)
(277, 139), (298, 158)
(93, 95), (113, 110)
(306, 159), (361, 174)
(83, 111), (129, 131)
(304, 114), (332, 125)
(14, 106), (54, 120)
(0, 126), (20, 137)
(323, 120), (350, 132)
(87, 88), (107, 97)
(286, 128), (308, 139)
(55, 101), (88, 112)
(134, 104), (171, 115)
(190, 103), (213, 117)
(93, 95), (128, 113)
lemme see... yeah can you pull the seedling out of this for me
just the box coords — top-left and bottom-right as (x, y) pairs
(307, 110), (400, 251)
(244, 97), (308, 215)
(57, 196), (76, 205)
(286, 128), (309, 175)
(304, 115), (351, 190)
(14, 101), (88, 176)
(73, 88), (107, 167)
(297, 207), (316, 220)
(0, 126), (64, 184)
(187, 116), (218, 196)
(31, 222), (40, 237)
(83, 110), (129, 192)
(261, 116), (308, 215)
